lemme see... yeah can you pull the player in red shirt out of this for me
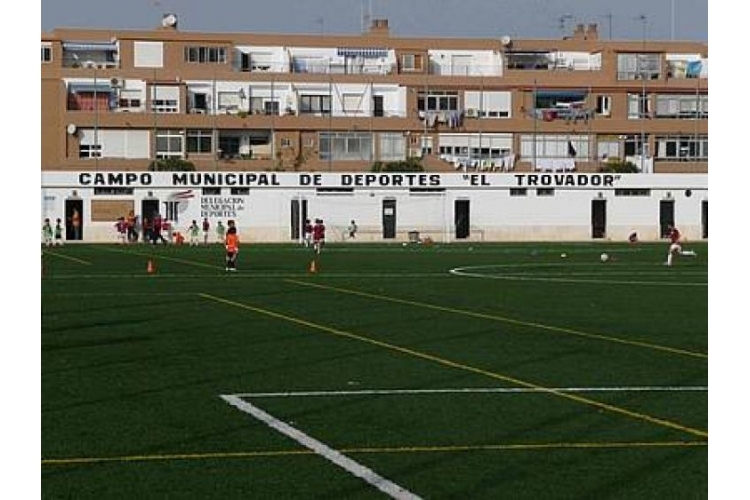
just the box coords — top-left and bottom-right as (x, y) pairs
(665, 225), (697, 266)
(312, 218), (326, 254)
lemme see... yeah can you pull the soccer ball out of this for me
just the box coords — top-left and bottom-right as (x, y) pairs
(560, 253), (567, 258)
(600, 253), (610, 263)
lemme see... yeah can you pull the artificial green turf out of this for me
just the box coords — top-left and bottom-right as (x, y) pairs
(42, 241), (707, 499)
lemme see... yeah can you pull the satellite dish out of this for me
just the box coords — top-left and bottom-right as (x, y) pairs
(66, 124), (77, 135)
(501, 35), (512, 47)
(162, 13), (178, 28)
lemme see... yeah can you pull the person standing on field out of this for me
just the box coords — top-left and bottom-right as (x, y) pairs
(187, 220), (201, 246)
(202, 217), (211, 245)
(224, 220), (240, 271)
(42, 218), (53, 247)
(216, 220), (226, 243)
(54, 218), (65, 246)
(312, 218), (326, 254)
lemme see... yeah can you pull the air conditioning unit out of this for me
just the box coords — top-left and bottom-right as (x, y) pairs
(465, 108), (479, 118)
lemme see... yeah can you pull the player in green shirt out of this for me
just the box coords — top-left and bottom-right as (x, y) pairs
(216, 220), (226, 244)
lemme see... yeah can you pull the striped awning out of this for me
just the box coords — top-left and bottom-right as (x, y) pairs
(63, 41), (118, 52)
(336, 47), (389, 58)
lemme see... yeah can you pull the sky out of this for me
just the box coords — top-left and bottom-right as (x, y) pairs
(40, 0), (707, 42)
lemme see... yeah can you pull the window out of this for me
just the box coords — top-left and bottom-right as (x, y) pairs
(202, 188), (221, 195)
(41, 44), (52, 63)
(218, 91), (242, 113)
(94, 187), (134, 195)
(319, 132), (372, 161)
(510, 188), (527, 196)
(654, 94), (708, 119)
(464, 91), (511, 119)
(230, 188), (250, 195)
(184, 46), (227, 64)
(627, 93), (651, 119)
(379, 133), (406, 161)
(79, 144), (102, 159)
(186, 130), (213, 154)
(615, 189), (651, 196)
(417, 91), (459, 112)
(280, 138), (292, 148)
(596, 95), (612, 116)
(299, 95), (331, 115)
(623, 135), (648, 156)
(536, 188), (555, 196)
(151, 85), (180, 113)
(617, 53), (661, 80)
(654, 135), (708, 162)
(155, 129), (184, 159)
(520, 134), (590, 160)
(264, 100), (280, 115)
(400, 53), (422, 71)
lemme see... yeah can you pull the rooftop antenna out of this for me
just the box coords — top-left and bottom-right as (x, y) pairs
(603, 12), (613, 39)
(361, 0), (372, 33)
(558, 14), (574, 38)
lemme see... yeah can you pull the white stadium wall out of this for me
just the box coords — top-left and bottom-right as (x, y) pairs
(41, 172), (708, 243)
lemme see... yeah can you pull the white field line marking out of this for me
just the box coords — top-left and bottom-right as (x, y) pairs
(42, 272), (449, 280)
(450, 266), (707, 286)
(221, 395), (422, 500)
(233, 386), (707, 398)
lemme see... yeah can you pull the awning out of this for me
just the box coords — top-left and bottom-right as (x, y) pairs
(63, 42), (118, 52)
(535, 90), (588, 99)
(337, 47), (389, 58)
(68, 83), (112, 93)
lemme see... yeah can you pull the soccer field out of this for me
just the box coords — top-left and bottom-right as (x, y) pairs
(41, 241), (708, 499)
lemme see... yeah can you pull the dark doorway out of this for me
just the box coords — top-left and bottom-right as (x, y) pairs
(291, 198), (308, 240)
(659, 199), (675, 238)
(373, 96), (384, 117)
(591, 199), (606, 239)
(382, 199), (396, 239)
(455, 199), (470, 239)
(65, 198), (83, 241)
(141, 198), (159, 224)
(702, 200), (708, 239)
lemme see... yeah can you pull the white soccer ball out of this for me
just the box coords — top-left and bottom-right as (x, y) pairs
(600, 253), (610, 263)
(560, 253), (567, 258)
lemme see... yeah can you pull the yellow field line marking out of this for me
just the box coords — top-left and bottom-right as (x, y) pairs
(198, 293), (707, 439)
(42, 440), (706, 466)
(41, 250), (92, 265)
(100, 245), (222, 270)
(286, 279), (707, 360)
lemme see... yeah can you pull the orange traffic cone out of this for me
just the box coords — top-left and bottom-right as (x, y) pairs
(147, 259), (155, 274)
(309, 259), (317, 273)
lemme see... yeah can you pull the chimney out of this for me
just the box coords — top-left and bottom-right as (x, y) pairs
(585, 23), (599, 40)
(369, 18), (390, 37)
(573, 23), (586, 39)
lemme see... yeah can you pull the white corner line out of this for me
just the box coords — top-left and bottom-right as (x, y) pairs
(220, 394), (422, 500)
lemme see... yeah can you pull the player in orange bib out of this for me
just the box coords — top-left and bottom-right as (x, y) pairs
(224, 220), (240, 271)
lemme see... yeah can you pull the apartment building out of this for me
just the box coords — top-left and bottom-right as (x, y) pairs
(40, 16), (708, 242)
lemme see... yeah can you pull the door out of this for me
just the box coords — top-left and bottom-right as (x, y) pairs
(702, 200), (708, 239)
(373, 95), (384, 117)
(659, 199), (675, 238)
(290, 198), (308, 241)
(455, 199), (470, 239)
(141, 199), (159, 226)
(65, 198), (83, 241)
(382, 199), (396, 239)
(591, 199), (606, 239)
